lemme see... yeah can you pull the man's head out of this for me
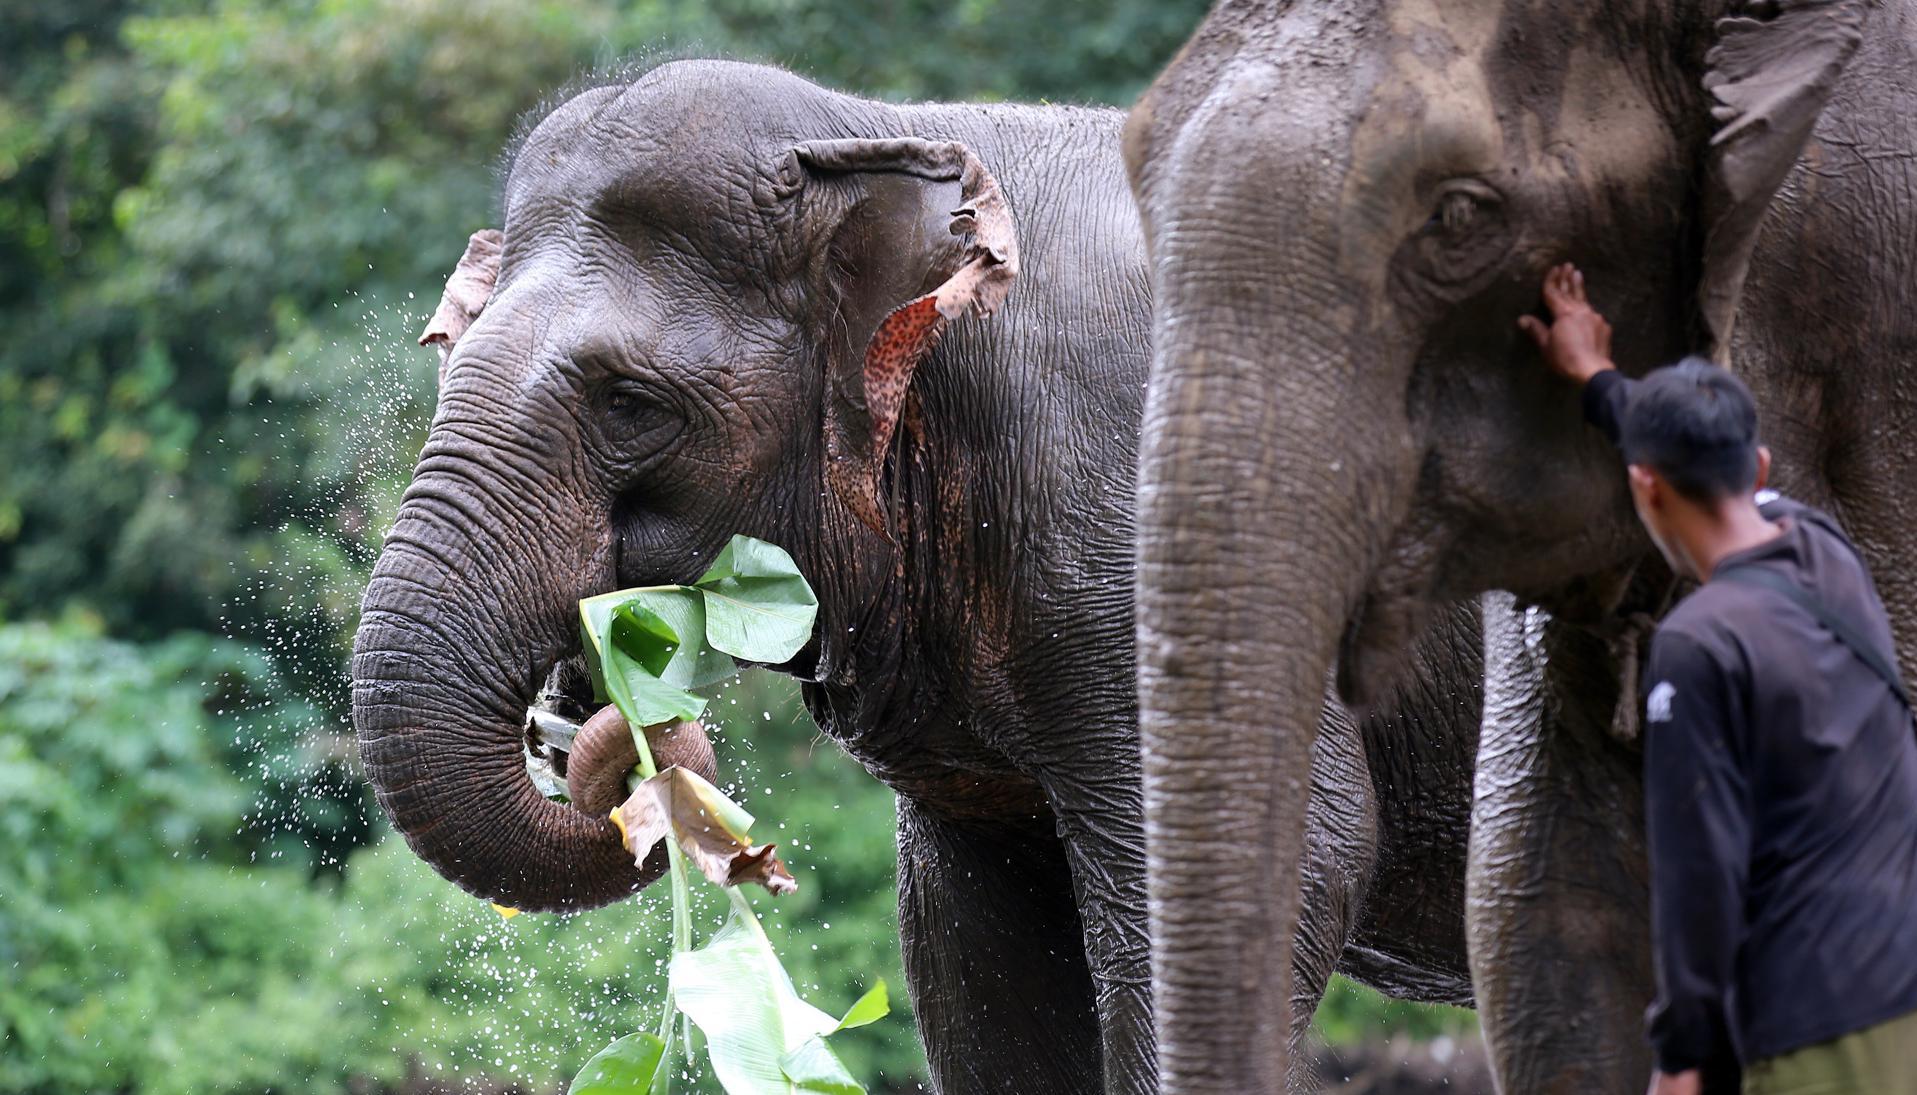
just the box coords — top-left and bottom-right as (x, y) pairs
(1623, 357), (1772, 578)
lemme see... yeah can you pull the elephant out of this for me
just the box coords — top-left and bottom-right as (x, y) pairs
(1123, 0), (1917, 1091)
(350, 58), (1495, 1093)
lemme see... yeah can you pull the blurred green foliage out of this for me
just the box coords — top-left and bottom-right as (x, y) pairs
(1, 622), (919, 1093)
(1315, 979), (1477, 1047)
(2, 2), (1471, 1091)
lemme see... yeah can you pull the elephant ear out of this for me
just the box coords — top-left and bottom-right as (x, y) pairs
(786, 138), (1019, 535)
(1696, 0), (1868, 359)
(418, 228), (504, 385)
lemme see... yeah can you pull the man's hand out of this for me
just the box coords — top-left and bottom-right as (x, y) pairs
(1648, 1070), (1702, 1095)
(1519, 262), (1615, 385)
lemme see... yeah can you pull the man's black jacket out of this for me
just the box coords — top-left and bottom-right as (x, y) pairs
(1585, 369), (1917, 1071)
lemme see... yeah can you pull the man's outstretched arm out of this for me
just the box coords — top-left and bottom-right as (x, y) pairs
(1520, 262), (1631, 444)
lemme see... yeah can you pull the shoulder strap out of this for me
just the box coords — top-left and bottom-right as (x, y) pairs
(1717, 565), (1911, 710)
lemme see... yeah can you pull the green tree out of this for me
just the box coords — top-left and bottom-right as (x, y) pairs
(694, 0), (1207, 103)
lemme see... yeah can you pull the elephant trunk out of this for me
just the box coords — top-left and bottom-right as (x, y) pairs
(1136, 240), (1419, 1087)
(352, 452), (646, 912)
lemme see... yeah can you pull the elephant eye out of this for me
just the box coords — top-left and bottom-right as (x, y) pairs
(1439, 190), (1476, 233)
(1412, 180), (1511, 289)
(602, 380), (668, 420)
(1428, 183), (1498, 236)
(599, 379), (672, 434)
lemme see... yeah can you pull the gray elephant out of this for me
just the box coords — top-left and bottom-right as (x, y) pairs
(1124, 0), (1917, 1091)
(351, 59), (1487, 1093)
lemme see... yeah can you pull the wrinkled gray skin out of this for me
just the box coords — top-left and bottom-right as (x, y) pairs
(352, 60), (1490, 1094)
(1124, 0), (1917, 1090)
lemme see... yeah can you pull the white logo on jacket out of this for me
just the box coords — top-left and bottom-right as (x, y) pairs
(1646, 681), (1676, 724)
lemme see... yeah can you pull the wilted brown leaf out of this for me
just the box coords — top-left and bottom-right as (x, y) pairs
(725, 844), (797, 894)
(612, 766), (797, 896)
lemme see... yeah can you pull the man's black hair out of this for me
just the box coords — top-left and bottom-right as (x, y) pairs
(1620, 356), (1760, 502)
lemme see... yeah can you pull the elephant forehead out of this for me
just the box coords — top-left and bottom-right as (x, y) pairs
(505, 62), (837, 253)
(505, 130), (754, 253)
(478, 249), (778, 377)
(1544, 38), (1680, 193)
(1141, 0), (1504, 285)
(1337, 0), (1504, 284)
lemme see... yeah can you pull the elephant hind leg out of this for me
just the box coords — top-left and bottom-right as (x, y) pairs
(896, 798), (1103, 1095)
(1469, 594), (1652, 1094)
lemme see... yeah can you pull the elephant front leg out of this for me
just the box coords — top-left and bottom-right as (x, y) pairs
(1468, 593), (1653, 1094)
(896, 798), (1104, 1095)
(1043, 713), (1379, 1095)
(1038, 761), (1156, 1095)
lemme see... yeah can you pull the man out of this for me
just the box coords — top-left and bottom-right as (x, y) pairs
(1520, 263), (1917, 1095)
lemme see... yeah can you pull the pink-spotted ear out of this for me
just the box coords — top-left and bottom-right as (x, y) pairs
(788, 139), (1019, 535)
(418, 229), (503, 386)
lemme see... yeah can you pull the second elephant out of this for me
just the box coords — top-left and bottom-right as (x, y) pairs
(1125, 0), (1917, 1090)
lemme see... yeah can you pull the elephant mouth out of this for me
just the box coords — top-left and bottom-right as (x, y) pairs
(522, 648), (724, 821)
(1332, 583), (1435, 714)
(1334, 607), (1383, 711)
(522, 652), (603, 789)
(533, 651), (600, 726)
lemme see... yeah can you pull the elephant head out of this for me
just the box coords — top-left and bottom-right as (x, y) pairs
(352, 60), (1016, 912)
(1123, 0), (1868, 1086)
